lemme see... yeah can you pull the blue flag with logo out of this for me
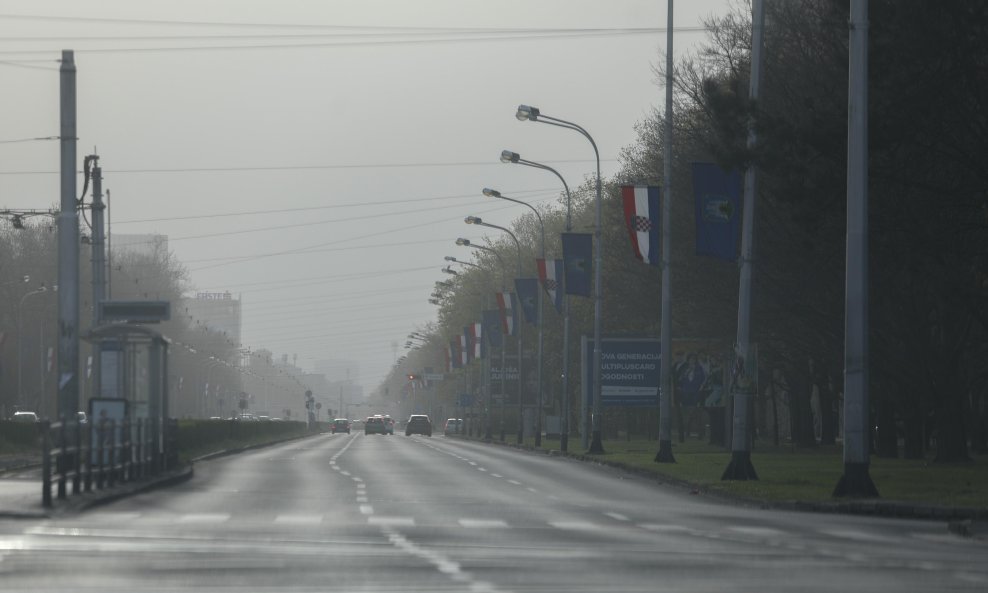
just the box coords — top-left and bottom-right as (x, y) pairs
(692, 162), (742, 261)
(482, 309), (503, 348)
(561, 232), (592, 297)
(514, 278), (539, 325)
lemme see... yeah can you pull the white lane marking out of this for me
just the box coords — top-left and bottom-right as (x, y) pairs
(356, 496), (369, 503)
(340, 470), (351, 476)
(549, 521), (597, 531)
(728, 526), (785, 537)
(90, 512), (141, 522)
(604, 512), (629, 522)
(526, 487), (539, 493)
(491, 473), (503, 478)
(639, 523), (691, 533)
(468, 461), (478, 466)
(178, 513), (230, 524)
(383, 527), (507, 592)
(274, 514), (323, 525)
(820, 528), (900, 543)
(507, 479), (522, 486)
(359, 504), (374, 515)
(352, 477), (363, 483)
(477, 467), (487, 472)
(458, 519), (509, 529)
(368, 516), (415, 526)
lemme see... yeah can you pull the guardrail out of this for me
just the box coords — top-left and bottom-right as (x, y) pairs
(40, 416), (179, 508)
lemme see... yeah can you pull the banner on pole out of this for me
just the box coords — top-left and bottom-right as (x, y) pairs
(691, 162), (742, 261)
(561, 233), (592, 296)
(621, 185), (661, 266)
(514, 278), (539, 325)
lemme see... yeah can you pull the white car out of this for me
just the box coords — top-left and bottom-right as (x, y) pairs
(11, 411), (39, 423)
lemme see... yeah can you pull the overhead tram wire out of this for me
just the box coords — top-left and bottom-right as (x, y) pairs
(187, 198), (555, 272)
(182, 237), (454, 264)
(114, 187), (557, 225)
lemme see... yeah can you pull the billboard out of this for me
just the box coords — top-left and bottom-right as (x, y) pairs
(582, 337), (661, 407)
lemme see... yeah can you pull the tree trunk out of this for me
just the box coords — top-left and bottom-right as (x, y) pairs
(874, 393), (898, 458)
(971, 389), (987, 455)
(933, 391), (970, 463)
(818, 368), (837, 446)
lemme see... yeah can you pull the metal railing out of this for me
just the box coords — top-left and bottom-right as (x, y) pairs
(41, 416), (179, 508)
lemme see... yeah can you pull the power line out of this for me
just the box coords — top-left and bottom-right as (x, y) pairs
(0, 159), (613, 176)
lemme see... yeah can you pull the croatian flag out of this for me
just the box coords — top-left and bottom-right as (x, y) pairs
(469, 322), (483, 359)
(621, 185), (661, 266)
(459, 332), (470, 365)
(536, 258), (565, 313)
(495, 291), (517, 336)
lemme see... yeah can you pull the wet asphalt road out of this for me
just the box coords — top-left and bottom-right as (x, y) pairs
(0, 432), (984, 592)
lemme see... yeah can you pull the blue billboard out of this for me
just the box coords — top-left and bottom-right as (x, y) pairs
(582, 337), (661, 407)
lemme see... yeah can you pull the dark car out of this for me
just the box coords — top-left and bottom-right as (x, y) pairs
(364, 416), (388, 435)
(405, 415), (432, 437)
(331, 418), (350, 434)
(382, 415), (395, 435)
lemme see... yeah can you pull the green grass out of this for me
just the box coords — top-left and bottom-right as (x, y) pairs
(521, 436), (988, 509)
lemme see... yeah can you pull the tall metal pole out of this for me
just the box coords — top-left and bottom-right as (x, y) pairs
(587, 140), (604, 454)
(655, 0), (676, 463)
(834, 0), (878, 498)
(722, 0), (764, 480)
(90, 157), (106, 399)
(57, 49), (80, 421)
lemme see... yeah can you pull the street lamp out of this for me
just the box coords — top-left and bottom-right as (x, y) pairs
(18, 284), (49, 409)
(516, 103), (605, 454)
(456, 238), (508, 441)
(465, 215), (526, 444)
(500, 153), (575, 452)
(445, 256), (481, 269)
(482, 187), (548, 447)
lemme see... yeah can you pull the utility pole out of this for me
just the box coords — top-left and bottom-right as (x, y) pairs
(834, 0), (878, 498)
(90, 155), (106, 398)
(57, 49), (80, 421)
(722, 0), (764, 480)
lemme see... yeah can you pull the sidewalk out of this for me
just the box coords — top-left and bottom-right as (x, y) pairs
(0, 466), (194, 519)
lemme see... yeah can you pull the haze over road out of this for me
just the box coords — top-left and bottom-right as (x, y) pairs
(0, 434), (984, 592)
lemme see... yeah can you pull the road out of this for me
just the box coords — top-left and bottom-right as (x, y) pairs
(0, 432), (984, 592)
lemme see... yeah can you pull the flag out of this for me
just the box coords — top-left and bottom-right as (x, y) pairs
(692, 162), (742, 261)
(495, 291), (518, 336)
(449, 340), (463, 369)
(621, 185), (661, 266)
(561, 233), (592, 296)
(460, 329), (471, 365)
(514, 278), (539, 325)
(536, 258), (565, 313)
(469, 322), (483, 359)
(482, 310), (503, 348)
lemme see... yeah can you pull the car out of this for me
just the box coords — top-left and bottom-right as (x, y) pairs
(364, 416), (388, 435)
(443, 418), (462, 435)
(331, 418), (350, 434)
(77, 411), (88, 425)
(10, 411), (39, 423)
(405, 415), (432, 437)
(382, 415), (395, 435)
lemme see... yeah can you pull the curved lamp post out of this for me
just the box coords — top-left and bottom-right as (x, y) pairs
(516, 104), (605, 454)
(457, 238), (508, 441)
(500, 152), (576, 452)
(482, 187), (547, 448)
(465, 216), (526, 445)
(17, 284), (49, 408)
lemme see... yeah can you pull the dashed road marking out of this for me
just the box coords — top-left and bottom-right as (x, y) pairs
(639, 523), (690, 533)
(491, 473), (503, 478)
(507, 479), (522, 486)
(458, 519), (509, 529)
(274, 514), (323, 525)
(604, 512), (629, 522)
(369, 516), (415, 527)
(178, 513), (230, 524)
(549, 521), (597, 531)
(356, 496), (368, 503)
(728, 526), (785, 537)
(359, 504), (374, 515)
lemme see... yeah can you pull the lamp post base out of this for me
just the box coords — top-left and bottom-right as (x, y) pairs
(654, 439), (675, 463)
(586, 430), (604, 454)
(833, 462), (879, 498)
(721, 450), (758, 480)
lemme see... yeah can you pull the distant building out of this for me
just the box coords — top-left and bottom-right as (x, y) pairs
(182, 291), (242, 346)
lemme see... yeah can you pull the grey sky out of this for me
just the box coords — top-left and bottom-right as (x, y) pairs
(1, 0), (731, 395)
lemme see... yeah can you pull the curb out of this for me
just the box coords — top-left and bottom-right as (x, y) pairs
(191, 429), (327, 463)
(448, 434), (988, 522)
